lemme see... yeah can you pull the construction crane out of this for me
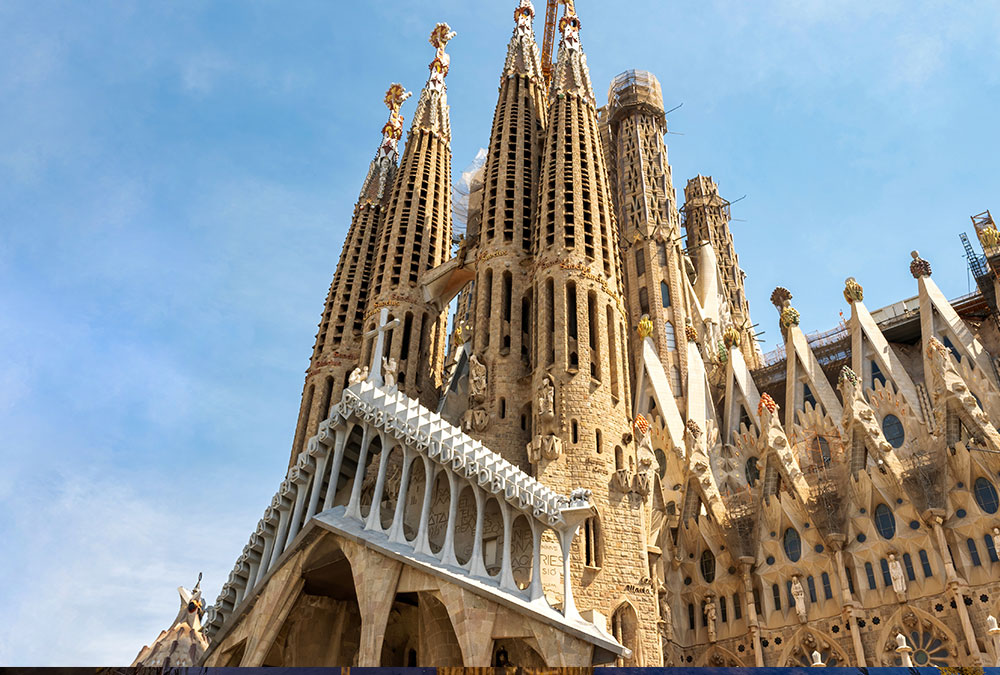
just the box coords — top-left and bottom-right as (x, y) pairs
(541, 0), (574, 88)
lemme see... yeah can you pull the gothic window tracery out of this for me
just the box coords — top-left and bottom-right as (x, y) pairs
(874, 503), (896, 539)
(881, 414), (905, 448)
(783, 528), (801, 562)
(974, 476), (999, 514)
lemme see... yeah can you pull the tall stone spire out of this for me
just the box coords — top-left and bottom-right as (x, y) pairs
(601, 70), (689, 406)
(548, 10), (596, 106)
(529, 9), (659, 665)
(683, 175), (760, 367)
(462, 0), (547, 467)
(288, 84), (411, 466)
(367, 24), (456, 407)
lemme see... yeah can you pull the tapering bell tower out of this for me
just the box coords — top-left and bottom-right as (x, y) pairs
(288, 84), (411, 467)
(529, 9), (660, 665)
(683, 175), (760, 367)
(366, 24), (457, 408)
(463, 0), (547, 467)
(601, 70), (689, 407)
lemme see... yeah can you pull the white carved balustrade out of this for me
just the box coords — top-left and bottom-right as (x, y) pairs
(204, 379), (594, 639)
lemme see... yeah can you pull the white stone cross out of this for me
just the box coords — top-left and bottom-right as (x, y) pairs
(364, 307), (400, 386)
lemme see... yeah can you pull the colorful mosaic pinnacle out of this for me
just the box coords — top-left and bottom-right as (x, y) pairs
(838, 364), (860, 388)
(910, 250), (932, 278)
(843, 277), (864, 304)
(780, 302), (801, 328)
(758, 392), (778, 416)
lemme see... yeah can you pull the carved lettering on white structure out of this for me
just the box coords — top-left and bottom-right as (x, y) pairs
(540, 537), (564, 607)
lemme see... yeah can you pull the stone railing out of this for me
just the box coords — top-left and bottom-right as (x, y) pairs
(204, 379), (595, 638)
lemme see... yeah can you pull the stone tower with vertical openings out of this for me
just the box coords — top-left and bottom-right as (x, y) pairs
(529, 10), (660, 666)
(287, 84), (411, 467)
(463, 0), (547, 469)
(683, 175), (760, 367)
(366, 24), (457, 408)
(601, 69), (689, 409)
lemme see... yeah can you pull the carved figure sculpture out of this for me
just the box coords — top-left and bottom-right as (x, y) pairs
(888, 553), (907, 598)
(993, 527), (1000, 556)
(538, 376), (555, 418)
(704, 595), (717, 642)
(348, 365), (369, 385)
(469, 353), (487, 403)
(658, 587), (674, 644)
(383, 356), (398, 390)
(791, 575), (807, 623)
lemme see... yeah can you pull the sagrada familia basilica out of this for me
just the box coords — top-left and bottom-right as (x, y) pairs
(133, 0), (1000, 668)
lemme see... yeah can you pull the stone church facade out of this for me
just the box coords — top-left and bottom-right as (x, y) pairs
(134, 0), (1000, 668)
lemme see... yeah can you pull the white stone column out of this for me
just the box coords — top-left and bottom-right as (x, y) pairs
(987, 615), (1000, 667)
(440, 471), (461, 567)
(413, 457), (436, 556)
(527, 519), (545, 602)
(558, 525), (580, 619)
(322, 428), (349, 511)
(285, 470), (311, 544)
(498, 501), (518, 592)
(257, 510), (279, 579)
(387, 446), (414, 544)
(305, 452), (330, 520)
(243, 537), (264, 592)
(346, 426), (374, 521)
(364, 433), (393, 532)
(268, 488), (293, 569)
(468, 488), (489, 578)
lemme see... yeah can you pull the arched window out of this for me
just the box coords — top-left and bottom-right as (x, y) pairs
(903, 553), (916, 580)
(732, 593), (742, 619)
(802, 383), (816, 410)
(664, 321), (676, 350)
(700, 549), (716, 582)
(719, 595), (727, 622)
(845, 566), (855, 594)
(583, 516), (602, 568)
(974, 477), (999, 514)
(669, 366), (682, 392)
(615, 446), (624, 471)
(661, 280), (671, 308)
(771, 583), (781, 610)
(967, 538), (982, 567)
(806, 575), (817, 602)
(882, 414), (905, 448)
(871, 360), (886, 388)
(864, 562), (877, 589)
(610, 603), (639, 667)
(745, 456), (760, 487)
(654, 448), (667, 478)
(918, 549), (933, 577)
(687, 603), (695, 630)
(874, 503), (896, 539)
(879, 558), (892, 586)
(811, 436), (831, 467)
(783, 528), (802, 562)
(821, 572), (832, 599)
(984, 534), (999, 563)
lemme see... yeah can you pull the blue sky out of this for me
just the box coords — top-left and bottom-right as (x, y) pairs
(2, 0), (999, 665)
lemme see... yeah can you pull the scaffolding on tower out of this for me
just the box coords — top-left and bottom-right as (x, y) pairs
(541, 0), (575, 88)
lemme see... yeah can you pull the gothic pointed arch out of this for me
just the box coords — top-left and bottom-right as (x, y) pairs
(776, 624), (851, 667)
(696, 643), (745, 667)
(875, 605), (960, 666)
(610, 598), (641, 666)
